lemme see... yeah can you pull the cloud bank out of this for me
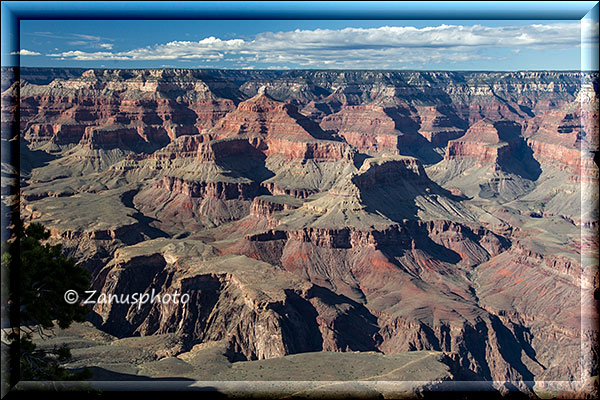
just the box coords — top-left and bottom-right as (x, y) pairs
(11, 49), (41, 56)
(46, 22), (589, 68)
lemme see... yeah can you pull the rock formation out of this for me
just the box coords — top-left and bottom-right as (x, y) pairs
(4, 67), (598, 395)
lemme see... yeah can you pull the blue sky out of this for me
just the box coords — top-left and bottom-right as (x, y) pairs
(15, 19), (598, 70)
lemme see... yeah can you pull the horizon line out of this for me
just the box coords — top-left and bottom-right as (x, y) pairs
(5, 66), (593, 73)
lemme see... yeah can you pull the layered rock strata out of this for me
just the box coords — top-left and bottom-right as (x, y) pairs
(9, 67), (598, 393)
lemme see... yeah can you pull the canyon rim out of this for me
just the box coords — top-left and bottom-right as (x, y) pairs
(1, 5), (599, 399)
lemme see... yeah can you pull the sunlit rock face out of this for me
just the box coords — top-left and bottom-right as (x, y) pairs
(7, 67), (598, 390)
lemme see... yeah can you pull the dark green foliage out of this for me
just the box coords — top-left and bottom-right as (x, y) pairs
(19, 338), (92, 381)
(18, 221), (90, 330)
(2, 219), (93, 381)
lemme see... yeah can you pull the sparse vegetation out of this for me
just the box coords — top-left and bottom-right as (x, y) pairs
(1, 219), (92, 381)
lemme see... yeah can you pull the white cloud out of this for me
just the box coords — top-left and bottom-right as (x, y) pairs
(47, 50), (130, 61)
(46, 22), (585, 68)
(581, 18), (599, 46)
(27, 31), (114, 50)
(72, 33), (103, 41)
(11, 49), (41, 56)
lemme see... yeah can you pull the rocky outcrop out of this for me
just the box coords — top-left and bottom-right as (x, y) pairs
(24, 123), (87, 146)
(249, 195), (302, 220)
(521, 85), (599, 182)
(320, 105), (399, 147)
(507, 240), (580, 281)
(89, 241), (382, 361)
(12, 68), (594, 171)
(336, 131), (402, 154)
(16, 69), (242, 150)
(526, 139), (581, 172)
(86, 237), (546, 384)
(445, 119), (522, 165)
(13, 68), (597, 393)
(213, 89), (330, 141)
(150, 134), (217, 158)
(260, 137), (351, 160)
(352, 156), (428, 188)
(154, 136), (262, 162)
(133, 177), (259, 233)
(240, 218), (508, 268)
(415, 105), (467, 146)
(155, 176), (260, 200)
(259, 182), (316, 199)
(320, 104), (425, 153)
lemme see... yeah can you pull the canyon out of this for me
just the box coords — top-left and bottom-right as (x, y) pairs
(2, 67), (598, 396)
